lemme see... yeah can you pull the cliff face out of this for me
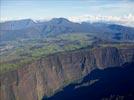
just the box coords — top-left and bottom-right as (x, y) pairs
(0, 46), (134, 100)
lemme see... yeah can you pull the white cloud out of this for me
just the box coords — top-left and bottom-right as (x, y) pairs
(68, 14), (134, 27)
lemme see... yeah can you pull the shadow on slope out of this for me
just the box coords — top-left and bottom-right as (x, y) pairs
(42, 62), (134, 100)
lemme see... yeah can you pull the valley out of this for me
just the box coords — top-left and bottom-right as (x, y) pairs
(0, 33), (99, 74)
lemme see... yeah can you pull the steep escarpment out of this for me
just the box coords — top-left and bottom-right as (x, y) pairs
(0, 46), (134, 100)
(44, 62), (134, 100)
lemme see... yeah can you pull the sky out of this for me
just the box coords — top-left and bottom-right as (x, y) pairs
(0, 0), (134, 22)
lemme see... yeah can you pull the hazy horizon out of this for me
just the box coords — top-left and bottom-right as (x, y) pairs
(1, 0), (134, 21)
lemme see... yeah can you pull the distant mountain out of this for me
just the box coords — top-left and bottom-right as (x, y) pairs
(0, 18), (134, 42)
(0, 19), (36, 30)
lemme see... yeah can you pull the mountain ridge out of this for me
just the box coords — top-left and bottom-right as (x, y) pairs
(0, 18), (134, 42)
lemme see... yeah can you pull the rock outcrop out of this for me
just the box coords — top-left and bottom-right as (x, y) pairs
(0, 46), (134, 100)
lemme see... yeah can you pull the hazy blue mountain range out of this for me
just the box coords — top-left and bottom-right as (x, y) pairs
(0, 18), (134, 42)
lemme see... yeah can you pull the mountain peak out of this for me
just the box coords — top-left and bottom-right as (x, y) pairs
(50, 18), (71, 24)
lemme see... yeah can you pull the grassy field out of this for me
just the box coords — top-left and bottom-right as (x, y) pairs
(1, 33), (133, 74)
(0, 33), (96, 74)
